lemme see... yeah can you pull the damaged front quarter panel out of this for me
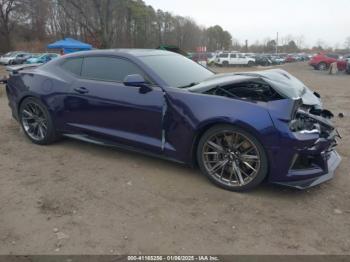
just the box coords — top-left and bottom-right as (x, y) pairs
(188, 69), (342, 188)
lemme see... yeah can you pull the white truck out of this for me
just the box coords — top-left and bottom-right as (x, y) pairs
(215, 52), (255, 67)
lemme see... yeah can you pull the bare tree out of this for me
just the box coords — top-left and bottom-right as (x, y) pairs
(0, 0), (20, 50)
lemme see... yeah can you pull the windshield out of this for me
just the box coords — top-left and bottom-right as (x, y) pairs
(140, 54), (214, 88)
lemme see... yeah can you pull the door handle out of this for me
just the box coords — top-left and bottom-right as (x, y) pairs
(74, 87), (89, 94)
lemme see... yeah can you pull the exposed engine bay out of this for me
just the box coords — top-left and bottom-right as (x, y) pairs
(188, 69), (340, 140)
(203, 80), (283, 102)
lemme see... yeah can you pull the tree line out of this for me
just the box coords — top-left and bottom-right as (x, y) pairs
(0, 0), (349, 54)
(0, 0), (232, 53)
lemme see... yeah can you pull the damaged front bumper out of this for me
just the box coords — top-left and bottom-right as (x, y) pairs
(267, 99), (342, 189)
(271, 125), (342, 189)
(275, 150), (341, 189)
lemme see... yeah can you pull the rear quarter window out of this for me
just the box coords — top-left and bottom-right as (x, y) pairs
(61, 58), (83, 75)
(81, 56), (147, 83)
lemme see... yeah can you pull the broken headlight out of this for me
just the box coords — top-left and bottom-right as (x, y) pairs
(289, 109), (334, 137)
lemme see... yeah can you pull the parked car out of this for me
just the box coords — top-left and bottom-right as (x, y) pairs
(269, 55), (285, 64)
(191, 52), (214, 67)
(309, 53), (340, 70)
(4, 49), (341, 191)
(11, 53), (36, 65)
(285, 55), (296, 63)
(26, 53), (60, 64)
(254, 56), (272, 66)
(0, 51), (27, 65)
(216, 52), (255, 66)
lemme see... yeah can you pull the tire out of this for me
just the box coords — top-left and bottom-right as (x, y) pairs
(317, 62), (327, 71)
(19, 97), (59, 145)
(196, 124), (268, 192)
(222, 61), (229, 67)
(247, 61), (255, 67)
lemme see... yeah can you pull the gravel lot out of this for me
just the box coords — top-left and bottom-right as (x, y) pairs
(0, 62), (349, 255)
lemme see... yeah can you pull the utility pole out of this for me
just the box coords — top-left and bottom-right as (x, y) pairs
(276, 32), (279, 54)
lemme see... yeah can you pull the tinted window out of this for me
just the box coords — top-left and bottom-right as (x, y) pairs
(230, 54), (237, 58)
(81, 56), (145, 82)
(326, 54), (339, 59)
(219, 54), (228, 58)
(140, 54), (214, 88)
(61, 58), (83, 75)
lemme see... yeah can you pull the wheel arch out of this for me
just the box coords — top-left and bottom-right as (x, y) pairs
(17, 95), (40, 114)
(17, 95), (55, 123)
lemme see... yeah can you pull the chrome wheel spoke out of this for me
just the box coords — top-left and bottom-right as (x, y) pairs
(207, 141), (224, 153)
(22, 109), (34, 119)
(240, 154), (259, 161)
(242, 161), (257, 172)
(21, 102), (48, 141)
(209, 159), (229, 174)
(232, 162), (244, 185)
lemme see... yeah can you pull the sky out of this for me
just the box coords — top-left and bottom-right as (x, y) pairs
(145, 0), (350, 48)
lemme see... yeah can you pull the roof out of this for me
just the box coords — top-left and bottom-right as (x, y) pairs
(62, 49), (175, 58)
(47, 38), (92, 50)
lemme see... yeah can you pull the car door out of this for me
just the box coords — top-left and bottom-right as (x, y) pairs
(62, 56), (164, 153)
(230, 53), (238, 65)
(237, 54), (246, 65)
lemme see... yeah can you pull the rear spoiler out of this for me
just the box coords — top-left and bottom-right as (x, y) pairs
(1, 63), (42, 84)
(6, 63), (42, 74)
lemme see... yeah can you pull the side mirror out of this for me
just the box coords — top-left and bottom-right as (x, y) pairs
(123, 74), (147, 87)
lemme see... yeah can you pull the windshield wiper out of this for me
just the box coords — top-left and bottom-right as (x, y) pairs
(178, 82), (200, 89)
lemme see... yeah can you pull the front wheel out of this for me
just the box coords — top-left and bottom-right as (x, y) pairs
(317, 62), (327, 71)
(247, 61), (255, 67)
(197, 125), (268, 191)
(19, 97), (59, 145)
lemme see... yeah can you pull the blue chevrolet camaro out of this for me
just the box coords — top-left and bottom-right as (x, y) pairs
(4, 49), (341, 191)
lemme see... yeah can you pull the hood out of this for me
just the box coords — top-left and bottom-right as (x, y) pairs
(188, 69), (321, 106)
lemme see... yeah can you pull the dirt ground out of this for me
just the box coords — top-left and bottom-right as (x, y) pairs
(0, 62), (349, 255)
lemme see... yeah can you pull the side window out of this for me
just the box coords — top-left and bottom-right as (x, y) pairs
(81, 56), (146, 82)
(219, 54), (228, 58)
(61, 58), (83, 76)
(230, 54), (237, 58)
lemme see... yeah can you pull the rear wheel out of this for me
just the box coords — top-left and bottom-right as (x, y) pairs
(317, 62), (327, 71)
(197, 125), (268, 191)
(222, 61), (229, 67)
(247, 61), (255, 67)
(19, 97), (58, 145)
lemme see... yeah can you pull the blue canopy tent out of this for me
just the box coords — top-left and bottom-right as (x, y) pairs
(47, 38), (92, 54)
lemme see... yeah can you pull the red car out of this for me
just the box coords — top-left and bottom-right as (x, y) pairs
(285, 55), (296, 63)
(309, 53), (346, 71)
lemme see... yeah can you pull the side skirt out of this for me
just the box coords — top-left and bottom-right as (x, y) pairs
(63, 133), (186, 165)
